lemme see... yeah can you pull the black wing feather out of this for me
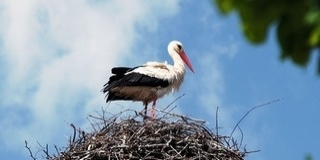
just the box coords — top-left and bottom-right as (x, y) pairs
(111, 67), (132, 74)
(102, 66), (170, 102)
(122, 73), (169, 87)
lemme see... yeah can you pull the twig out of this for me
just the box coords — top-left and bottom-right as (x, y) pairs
(215, 106), (219, 142)
(54, 145), (60, 157)
(25, 141), (37, 160)
(36, 141), (51, 159)
(70, 123), (76, 143)
(244, 148), (261, 154)
(228, 98), (284, 143)
(161, 105), (179, 118)
(238, 125), (244, 148)
(157, 109), (206, 124)
(162, 94), (185, 112)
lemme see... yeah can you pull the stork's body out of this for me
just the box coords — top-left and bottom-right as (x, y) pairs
(102, 40), (194, 117)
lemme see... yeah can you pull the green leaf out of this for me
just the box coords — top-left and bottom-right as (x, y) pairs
(305, 154), (313, 160)
(277, 17), (312, 66)
(310, 26), (320, 46)
(214, 0), (234, 14)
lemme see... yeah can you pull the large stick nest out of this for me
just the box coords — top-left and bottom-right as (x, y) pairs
(45, 109), (245, 160)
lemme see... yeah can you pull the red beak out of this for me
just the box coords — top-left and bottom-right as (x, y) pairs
(179, 50), (194, 73)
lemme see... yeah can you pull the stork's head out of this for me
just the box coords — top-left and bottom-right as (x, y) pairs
(168, 40), (194, 73)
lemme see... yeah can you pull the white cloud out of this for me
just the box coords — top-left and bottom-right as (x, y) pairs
(0, 0), (181, 156)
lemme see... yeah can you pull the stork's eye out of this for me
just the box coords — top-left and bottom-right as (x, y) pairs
(177, 44), (182, 50)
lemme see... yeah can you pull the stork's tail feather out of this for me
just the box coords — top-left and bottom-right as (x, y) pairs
(102, 66), (136, 102)
(102, 67), (132, 93)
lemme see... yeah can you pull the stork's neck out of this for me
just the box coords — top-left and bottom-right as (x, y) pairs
(171, 52), (186, 74)
(168, 51), (186, 92)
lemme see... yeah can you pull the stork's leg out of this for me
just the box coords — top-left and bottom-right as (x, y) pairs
(150, 100), (157, 118)
(143, 102), (148, 116)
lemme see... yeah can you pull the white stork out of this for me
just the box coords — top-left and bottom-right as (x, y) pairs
(102, 40), (194, 117)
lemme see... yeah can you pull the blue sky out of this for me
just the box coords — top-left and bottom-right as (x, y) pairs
(0, 0), (319, 160)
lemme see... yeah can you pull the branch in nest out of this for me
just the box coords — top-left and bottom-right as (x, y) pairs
(228, 98), (284, 144)
(25, 141), (36, 160)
